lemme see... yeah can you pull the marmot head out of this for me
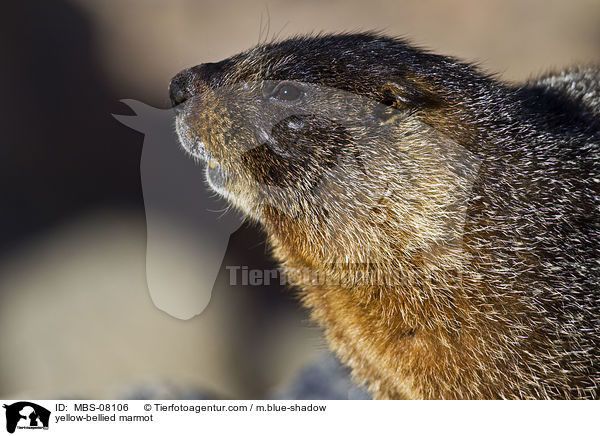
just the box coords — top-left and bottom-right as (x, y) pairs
(170, 33), (482, 271)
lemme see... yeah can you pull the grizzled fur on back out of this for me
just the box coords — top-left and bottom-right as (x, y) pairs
(170, 33), (600, 399)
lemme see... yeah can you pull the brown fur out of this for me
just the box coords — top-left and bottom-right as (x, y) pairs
(170, 33), (600, 399)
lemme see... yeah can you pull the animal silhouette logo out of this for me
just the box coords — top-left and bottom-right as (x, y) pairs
(114, 101), (242, 320)
(3, 402), (50, 433)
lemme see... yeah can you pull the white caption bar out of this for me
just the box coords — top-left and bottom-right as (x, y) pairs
(0, 400), (596, 435)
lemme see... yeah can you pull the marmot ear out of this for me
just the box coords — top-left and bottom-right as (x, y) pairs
(380, 82), (443, 112)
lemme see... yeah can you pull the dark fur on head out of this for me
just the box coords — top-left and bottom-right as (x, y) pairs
(171, 32), (600, 399)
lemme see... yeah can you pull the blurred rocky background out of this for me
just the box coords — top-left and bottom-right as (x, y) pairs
(1, 0), (599, 399)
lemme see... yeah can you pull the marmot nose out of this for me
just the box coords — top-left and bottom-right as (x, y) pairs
(169, 61), (227, 108)
(169, 66), (202, 108)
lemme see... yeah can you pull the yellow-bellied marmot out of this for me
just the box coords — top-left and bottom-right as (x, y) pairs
(169, 33), (600, 399)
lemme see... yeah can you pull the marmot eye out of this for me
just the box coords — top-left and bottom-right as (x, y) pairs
(272, 83), (303, 101)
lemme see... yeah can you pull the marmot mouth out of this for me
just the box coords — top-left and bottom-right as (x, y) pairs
(187, 139), (220, 169)
(201, 152), (221, 174)
(205, 160), (229, 197)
